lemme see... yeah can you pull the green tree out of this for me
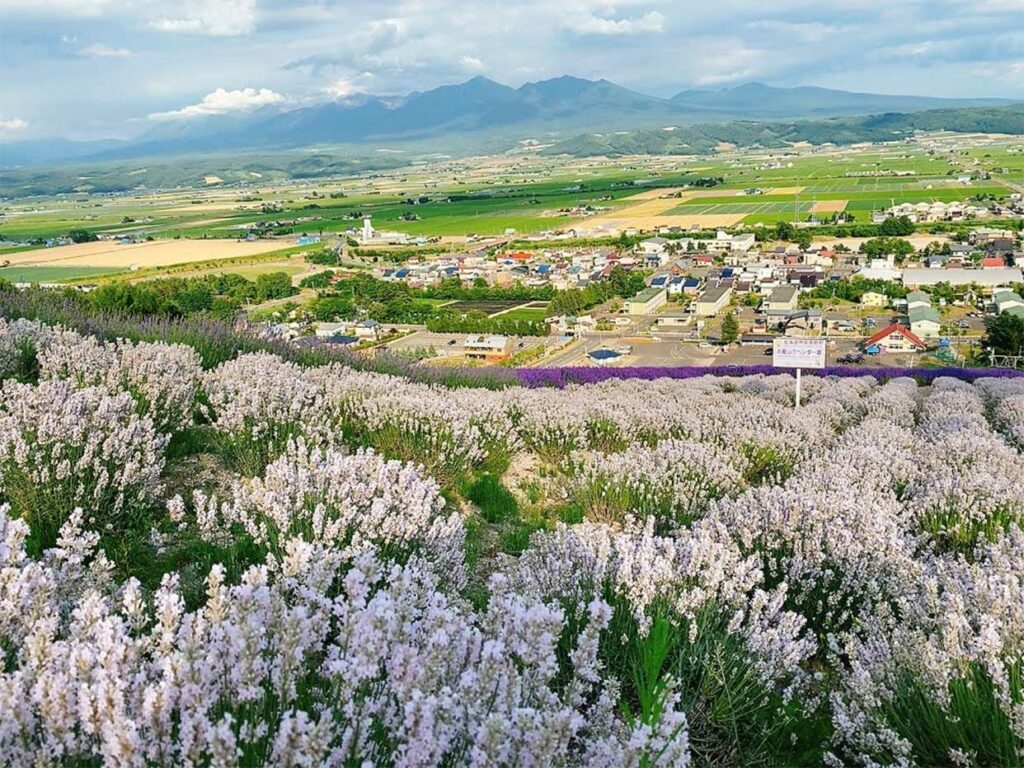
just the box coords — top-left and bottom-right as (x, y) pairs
(983, 313), (1024, 358)
(720, 312), (740, 344)
(879, 216), (915, 236)
(67, 229), (98, 243)
(254, 272), (297, 302)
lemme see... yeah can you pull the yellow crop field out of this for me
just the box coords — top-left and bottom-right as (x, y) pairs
(4, 239), (291, 270)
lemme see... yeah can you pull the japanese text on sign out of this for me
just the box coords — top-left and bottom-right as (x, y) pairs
(772, 337), (826, 369)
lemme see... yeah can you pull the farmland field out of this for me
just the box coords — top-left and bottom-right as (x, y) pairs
(2, 238), (296, 270)
(0, 265), (125, 283)
(1, 305), (1023, 766)
(0, 133), (1020, 278)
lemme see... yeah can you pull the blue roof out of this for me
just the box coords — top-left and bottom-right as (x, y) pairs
(328, 335), (359, 345)
(650, 276), (668, 287)
(721, 267), (735, 277)
(536, 264), (551, 273)
(588, 349), (622, 361)
(442, 266), (458, 274)
(394, 268), (410, 278)
(683, 277), (700, 287)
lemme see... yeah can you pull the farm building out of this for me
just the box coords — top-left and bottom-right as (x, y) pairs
(624, 287), (668, 315)
(862, 324), (928, 353)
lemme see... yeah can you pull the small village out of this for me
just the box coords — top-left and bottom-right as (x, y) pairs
(287, 218), (1023, 369)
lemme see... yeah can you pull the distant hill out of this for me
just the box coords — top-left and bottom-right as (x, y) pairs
(2, 76), (1014, 166)
(668, 82), (1006, 118)
(542, 104), (1024, 157)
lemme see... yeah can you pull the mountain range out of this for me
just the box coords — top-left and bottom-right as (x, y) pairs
(1, 76), (1016, 166)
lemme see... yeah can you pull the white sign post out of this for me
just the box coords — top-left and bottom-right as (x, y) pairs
(772, 337), (827, 408)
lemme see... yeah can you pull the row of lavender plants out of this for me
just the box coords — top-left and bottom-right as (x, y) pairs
(1, 316), (1024, 766)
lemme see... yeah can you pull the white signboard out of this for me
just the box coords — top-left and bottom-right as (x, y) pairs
(772, 337), (826, 370)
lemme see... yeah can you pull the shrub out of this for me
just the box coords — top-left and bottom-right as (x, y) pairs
(0, 379), (166, 550)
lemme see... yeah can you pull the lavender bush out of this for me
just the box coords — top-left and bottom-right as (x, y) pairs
(0, 314), (1020, 766)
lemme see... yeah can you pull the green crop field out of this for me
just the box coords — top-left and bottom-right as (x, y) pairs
(0, 265), (126, 283)
(491, 306), (551, 322)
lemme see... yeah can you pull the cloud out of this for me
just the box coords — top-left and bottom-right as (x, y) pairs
(0, 118), (29, 131)
(80, 43), (134, 57)
(570, 10), (665, 36)
(150, 0), (256, 36)
(746, 20), (840, 43)
(459, 55), (485, 72)
(324, 78), (362, 98)
(148, 87), (284, 120)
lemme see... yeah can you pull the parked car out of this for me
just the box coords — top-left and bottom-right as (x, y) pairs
(763, 348), (774, 356)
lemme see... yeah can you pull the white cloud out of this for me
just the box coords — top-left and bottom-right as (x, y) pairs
(324, 78), (361, 98)
(971, 59), (1024, 82)
(571, 10), (665, 36)
(0, 118), (29, 131)
(150, 0), (256, 36)
(459, 55), (485, 72)
(149, 87), (283, 120)
(80, 42), (134, 57)
(746, 20), (840, 43)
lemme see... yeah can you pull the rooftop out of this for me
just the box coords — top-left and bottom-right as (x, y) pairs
(629, 286), (667, 303)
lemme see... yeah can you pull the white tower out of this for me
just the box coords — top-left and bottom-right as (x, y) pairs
(362, 217), (374, 242)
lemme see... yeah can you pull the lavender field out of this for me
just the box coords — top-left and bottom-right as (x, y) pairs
(2, 316), (1024, 767)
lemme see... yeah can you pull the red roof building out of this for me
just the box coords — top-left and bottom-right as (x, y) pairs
(862, 323), (927, 353)
(982, 256), (1006, 269)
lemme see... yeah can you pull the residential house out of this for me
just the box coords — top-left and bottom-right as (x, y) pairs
(639, 237), (670, 257)
(905, 291), (932, 311)
(354, 319), (382, 340)
(762, 285), (800, 313)
(994, 290), (1024, 314)
(860, 291), (888, 308)
(908, 305), (941, 338)
(862, 324), (928, 353)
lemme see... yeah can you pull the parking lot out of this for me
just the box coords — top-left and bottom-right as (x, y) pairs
(381, 330), (547, 357)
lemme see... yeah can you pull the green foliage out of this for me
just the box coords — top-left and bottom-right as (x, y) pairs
(299, 270), (337, 289)
(426, 310), (548, 337)
(803, 275), (908, 303)
(67, 229), (99, 243)
(879, 215), (916, 236)
(869, 662), (1023, 768)
(305, 249), (340, 266)
(548, 266), (647, 316)
(720, 313), (740, 344)
(86, 272), (296, 318)
(860, 237), (915, 261)
(601, 599), (831, 767)
(984, 312), (1024, 357)
(465, 473), (519, 524)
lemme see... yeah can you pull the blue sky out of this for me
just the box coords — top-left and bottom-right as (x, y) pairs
(1, 0), (1022, 140)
